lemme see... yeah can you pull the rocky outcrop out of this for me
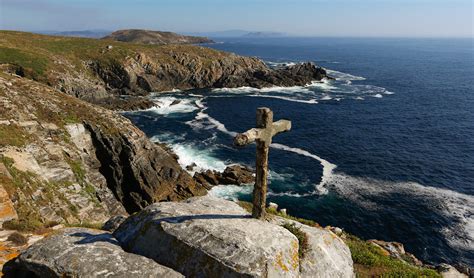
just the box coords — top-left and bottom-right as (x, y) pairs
(84, 122), (206, 213)
(0, 73), (205, 228)
(193, 164), (254, 189)
(93, 53), (330, 96)
(114, 196), (355, 277)
(438, 264), (469, 278)
(114, 196), (301, 277)
(5, 228), (183, 277)
(103, 29), (214, 45)
(102, 215), (127, 233)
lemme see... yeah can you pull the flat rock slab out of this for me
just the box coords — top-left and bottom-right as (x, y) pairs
(10, 228), (183, 278)
(114, 196), (300, 277)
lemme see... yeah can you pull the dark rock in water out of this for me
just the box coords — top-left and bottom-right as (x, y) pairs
(220, 165), (254, 185)
(5, 228), (183, 278)
(193, 164), (254, 189)
(93, 96), (155, 111)
(102, 215), (128, 232)
(170, 99), (181, 106)
(84, 122), (206, 213)
(186, 163), (197, 171)
(214, 62), (330, 89)
(277, 62), (333, 83)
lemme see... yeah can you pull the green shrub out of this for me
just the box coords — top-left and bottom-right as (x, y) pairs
(282, 223), (309, 259)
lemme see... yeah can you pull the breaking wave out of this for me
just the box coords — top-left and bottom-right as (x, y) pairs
(146, 96), (199, 115)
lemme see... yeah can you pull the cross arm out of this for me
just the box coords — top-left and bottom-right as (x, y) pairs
(271, 119), (291, 136)
(234, 128), (262, 146)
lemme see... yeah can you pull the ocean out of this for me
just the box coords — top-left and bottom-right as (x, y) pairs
(123, 37), (474, 266)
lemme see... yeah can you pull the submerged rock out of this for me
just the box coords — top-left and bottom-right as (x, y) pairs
(114, 196), (301, 277)
(6, 228), (183, 278)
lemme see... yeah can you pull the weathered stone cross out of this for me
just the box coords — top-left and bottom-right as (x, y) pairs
(234, 107), (291, 219)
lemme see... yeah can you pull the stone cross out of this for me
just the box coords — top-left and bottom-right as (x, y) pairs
(234, 107), (291, 219)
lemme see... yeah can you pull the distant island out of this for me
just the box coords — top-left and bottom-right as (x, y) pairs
(242, 32), (287, 38)
(102, 29), (214, 45)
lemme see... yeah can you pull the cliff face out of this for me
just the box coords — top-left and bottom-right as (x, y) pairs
(0, 31), (329, 110)
(0, 72), (205, 230)
(94, 52), (329, 95)
(85, 122), (205, 213)
(103, 29), (214, 45)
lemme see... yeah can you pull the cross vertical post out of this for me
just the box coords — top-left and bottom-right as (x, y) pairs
(234, 107), (291, 219)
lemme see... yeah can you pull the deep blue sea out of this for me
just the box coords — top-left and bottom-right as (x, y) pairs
(124, 37), (474, 266)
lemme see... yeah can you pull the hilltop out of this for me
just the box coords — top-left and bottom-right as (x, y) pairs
(102, 29), (214, 44)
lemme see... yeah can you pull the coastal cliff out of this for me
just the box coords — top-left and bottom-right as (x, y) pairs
(0, 31), (460, 277)
(0, 31), (329, 110)
(0, 72), (205, 231)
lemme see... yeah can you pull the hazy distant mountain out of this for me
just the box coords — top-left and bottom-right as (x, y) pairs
(184, 30), (250, 38)
(37, 30), (112, 38)
(102, 29), (214, 45)
(242, 32), (287, 38)
(185, 30), (288, 38)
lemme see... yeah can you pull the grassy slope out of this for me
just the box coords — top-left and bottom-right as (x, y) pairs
(0, 30), (231, 84)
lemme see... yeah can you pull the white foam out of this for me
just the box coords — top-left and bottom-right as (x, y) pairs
(326, 173), (474, 252)
(308, 79), (338, 91)
(147, 96), (198, 115)
(186, 111), (237, 137)
(266, 61), (297, 68)
(267, 191), (313, 198)
(171, 143), (227, 174)
(212, 86), (312, 94)
(270, 143), (337, 189)
(151, 89), (182, 95)
(373, 94), (383, 98)
(209, 185), (253, 201)
(150, 132), (186, 143)
(326, 69), (366, 81)
(320, 95), (333, 101)
(249, 95), (318, 104)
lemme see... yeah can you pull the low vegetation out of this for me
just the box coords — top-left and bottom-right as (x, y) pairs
(65, 222), (103, 230)
(345, 234), (441, 277)
(0, 124), (30, 147)
(281, 223), (309, 259)
(6, 232), (28, 246)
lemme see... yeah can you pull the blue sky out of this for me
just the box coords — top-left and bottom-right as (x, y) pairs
(0, 0), (472, 37)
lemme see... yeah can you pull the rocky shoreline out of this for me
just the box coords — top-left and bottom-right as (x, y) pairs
(0, 31), (472, 277)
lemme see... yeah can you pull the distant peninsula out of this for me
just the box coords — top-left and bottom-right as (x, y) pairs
(102, 29), (214, 45)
